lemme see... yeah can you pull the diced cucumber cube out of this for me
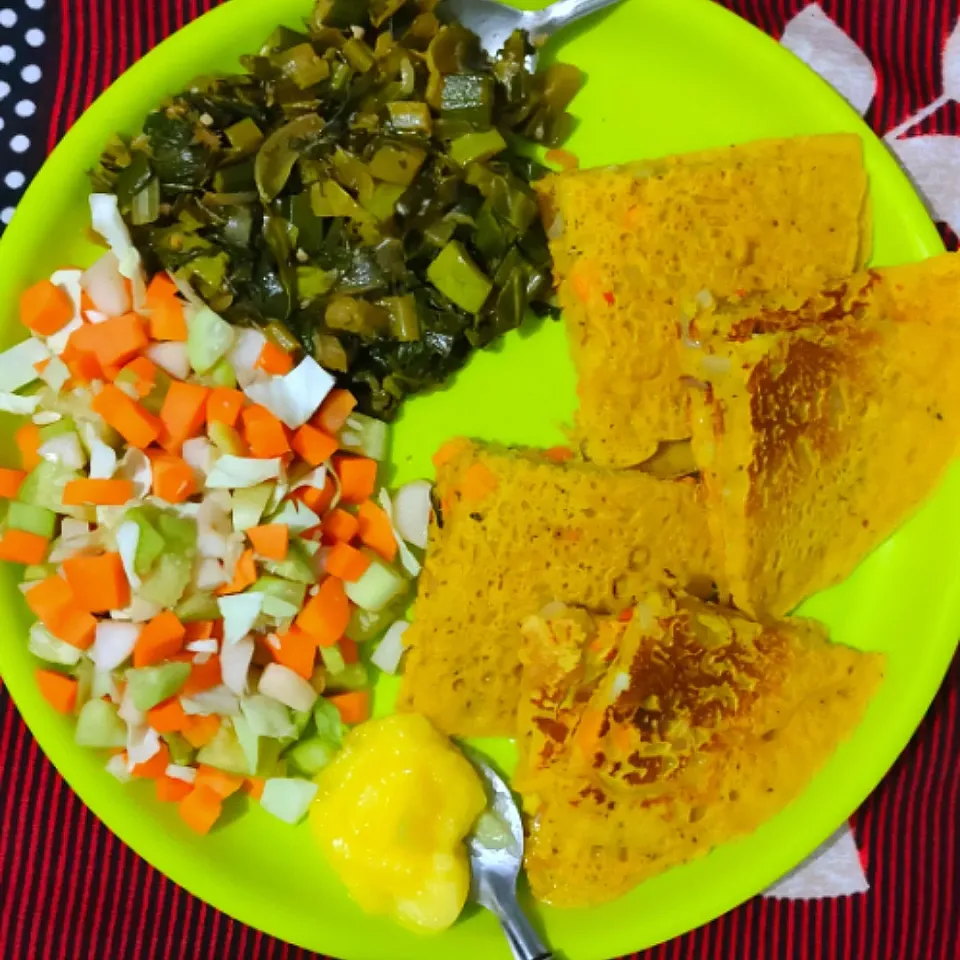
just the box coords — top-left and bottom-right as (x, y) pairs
(262, 539), (316, 584)
(260, 777), (318, 824)
(345, 603), (404, 643)
(196, 720), (253, 776)
(125, 661), (191, 711)
(326, 662), (368, 693)
(209, 357), (237, 388)
(37, 417), (76, 443)
(23, 562), (57, 582)
(164, 731), (196, 767)
(187, 306), (235, 374)
(175, 591), (222, 622)
(319, 645), (345, 675)
(285, 737), (338, 776)
(338, 413), (388, 461)
(75, 699), (127, 748)
(231, 483), (274, 531)
(344, 554), (406, 612)
(207, 421), (246, 456)
(28, 622), (82, 666)
(17, 461), (81, 515)
(248, 576), (307, 610)
(123, 506), (165, 576)
(7, 500), (57, 538)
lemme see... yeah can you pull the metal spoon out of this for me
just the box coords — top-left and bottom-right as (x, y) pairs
(436, 0), (623, 60)
(466, 751), (554, 960)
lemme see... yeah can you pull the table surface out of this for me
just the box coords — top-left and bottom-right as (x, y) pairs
(0, 1), (958, 958)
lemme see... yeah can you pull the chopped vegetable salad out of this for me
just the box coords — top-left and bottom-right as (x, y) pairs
(5, 196), (429, 833)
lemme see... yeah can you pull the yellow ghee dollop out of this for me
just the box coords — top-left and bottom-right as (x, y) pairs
(309, 712), (487, 933)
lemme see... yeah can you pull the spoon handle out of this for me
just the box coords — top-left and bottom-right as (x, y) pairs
(492, 892), (554, 960)
(524, 0), (623, 38)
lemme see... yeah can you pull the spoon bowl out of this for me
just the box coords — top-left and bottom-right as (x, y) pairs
(465, 750), (555, 960)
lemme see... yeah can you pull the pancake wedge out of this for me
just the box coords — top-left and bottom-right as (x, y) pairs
(682, 253), (960, 618)
(517, 592), (884, 908)
(536, 134), (871, 468)
(397, 440), (722, 737)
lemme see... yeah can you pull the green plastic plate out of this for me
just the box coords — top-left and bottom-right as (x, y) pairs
(0, 1), (956, 958)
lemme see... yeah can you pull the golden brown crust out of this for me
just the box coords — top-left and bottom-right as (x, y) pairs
(681, 253), (960, 617)
(517, 592), (884, 907)
(537, 134), (870, 468)
(396, 441), (722, 736)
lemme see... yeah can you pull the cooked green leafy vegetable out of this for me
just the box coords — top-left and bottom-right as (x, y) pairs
(91, 0), (580, 418)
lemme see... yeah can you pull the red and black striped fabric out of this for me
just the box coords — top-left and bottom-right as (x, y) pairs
(0, 1), (958, 958)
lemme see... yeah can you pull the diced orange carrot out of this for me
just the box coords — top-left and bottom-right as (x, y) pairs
(92, 384), (161, 449)
(35, 669), (78, 713)
(241, 405), (290, 459)
(0, 529), (49, 564)
(20, 279), (74, 336)
(297, 576), (350, 647)
(63, 346), (105, 385)
(51, 608), (98, 650)
(432, 437), (471, 470)
(178, 784), (223, 835)
(270, 625), (317, 679)
(247, 523), (289, 561)
(333, 455), (377, 505)
(181, 712), (221, 748)
(216, 549), (257, 595)
(328, 690), (370, 725)
(313, 388), (357, 435)
(145, 272), (175, 301)
(321, 509), (359, 543)
(325, 542), (371, 582)
(339, 636), (359, 665)
(147, 697), (190, 733)
(544, 445), (574, 463)
(117, 355), (158, 398)
(159, 380), (209, 450)
(24, 576), (98, 649)
(356, 500), (397, 563)
(297, 476), (335, 515)
(71, 312), (149, 368)
(133, 611), (186, 668)
(460, 462), (498, 501)
(25, 576), (77, 636)
(151, 454), (197, 504)
(148, 296), (188, 342)
(255, 341), (294, 376)
(182, 655), (222, 698)
(24, 575), (74, 619)
(130, 743), (171, 779)
(206, 387), (245, 427)
(62, 478), (135, 506)
(0, 468), (25, 501)
(183, 620), (214, 643)
(544, 147), (579, 172)
(291, 423), (337, 467)
(194, 764), (244, 799)
(15, 423), (41, 471)
(156, 775), (193, 803)
(242, 776), (265, 800)
(62, 552), (129, 613)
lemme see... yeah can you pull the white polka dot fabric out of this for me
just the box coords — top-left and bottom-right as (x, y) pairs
(0, 0), (45, 229)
